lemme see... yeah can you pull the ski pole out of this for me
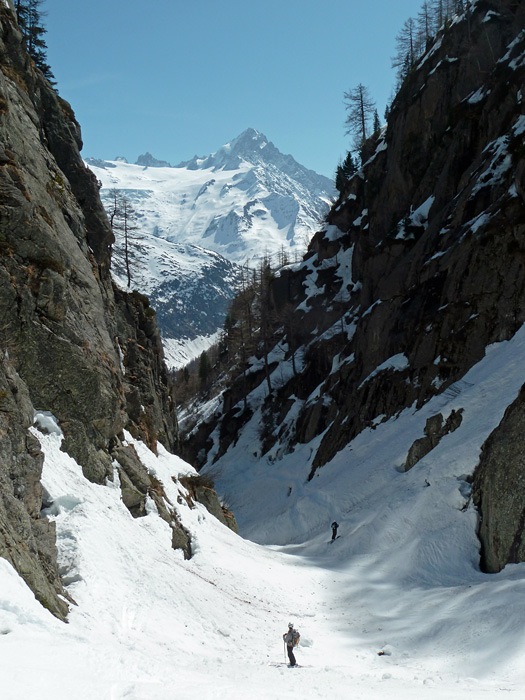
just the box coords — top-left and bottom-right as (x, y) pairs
(284, 640), (287, 664)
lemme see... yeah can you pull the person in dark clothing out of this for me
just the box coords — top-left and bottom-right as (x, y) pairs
(331, 521), (339, 540)
(283, 622), (300, 666)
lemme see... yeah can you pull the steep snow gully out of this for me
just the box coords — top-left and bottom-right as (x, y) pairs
(2, 328), (525, 698)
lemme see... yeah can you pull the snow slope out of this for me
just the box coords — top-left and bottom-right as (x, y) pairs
(2, 327), (525, 698)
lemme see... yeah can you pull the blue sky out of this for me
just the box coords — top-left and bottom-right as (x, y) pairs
(44, 0), (424, 178)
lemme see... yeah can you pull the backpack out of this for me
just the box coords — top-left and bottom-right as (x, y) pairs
(292, 630), (300, 647)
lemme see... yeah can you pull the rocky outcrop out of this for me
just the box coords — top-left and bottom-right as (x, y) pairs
(114, 288), (178, 453)
(179, 475), (237, 532)
(111, 443), (194, 558)
(404, 410), (463, 471)
(135, 152), (172, 168)
(473, 385), (525, 573)
(0, 357), (69, 619)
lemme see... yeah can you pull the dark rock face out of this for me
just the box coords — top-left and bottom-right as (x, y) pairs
(473, 386), (525, 573)
(1, 4), (124, 484)
(0, 4), (188, 615)
(306, 0), (525, 475)
(186, 0), (525, 571)
(113, 288), (178, 454)
(0, 358), (69, 619)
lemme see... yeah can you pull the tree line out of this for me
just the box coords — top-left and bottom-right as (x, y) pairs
(336, 0), (471, 194)
(392, 0), (469, 89)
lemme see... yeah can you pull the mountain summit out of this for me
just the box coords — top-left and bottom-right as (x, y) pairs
(177, 128), (330, 193)
(177, 127), (273, 170)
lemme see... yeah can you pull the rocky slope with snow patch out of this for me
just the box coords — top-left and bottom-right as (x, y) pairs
(185, 0), (525, 574)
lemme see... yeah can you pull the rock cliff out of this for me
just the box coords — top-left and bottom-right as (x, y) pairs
(305, 0), (525, 476)
(0, 2), (222, 618)
(185, 0), (525, 573)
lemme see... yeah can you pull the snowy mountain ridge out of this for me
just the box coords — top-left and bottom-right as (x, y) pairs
(87, 128), (334, 264)
(178, 127), (332, 194)
(87, 129), (334, 366)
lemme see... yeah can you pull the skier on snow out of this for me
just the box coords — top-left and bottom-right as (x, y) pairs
(331, 521), (339, 541)
(283, 622), (300, 667)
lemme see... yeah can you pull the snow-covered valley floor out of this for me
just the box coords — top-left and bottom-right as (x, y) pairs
(3, 329), (525, 698)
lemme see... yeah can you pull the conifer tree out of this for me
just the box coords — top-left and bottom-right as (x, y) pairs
(15, 0), (55, 83)
(432, 0), (446, 29)
(343, 83), (376, 155)
(342, 151), (357, 179)
(417, 1), (434, 50)
(430, 0), (457, 29)
(107, 189), (138, 288)
(335, 151), (357, 193)
(256, 256), (275, 395)
(392, 17), (422, 87)
(372, 109), (381, 137)
(335, 162), (346, 194)
(198, 351), (212, 389)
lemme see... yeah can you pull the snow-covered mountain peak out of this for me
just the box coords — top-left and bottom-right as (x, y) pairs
(87, 129), (333, 265)
(175, 128), (270, 171)
(207, 127), (274, 170)
(222, 126), (269, 154)
(176, 128), (271, 170)
(174, 128), (333, 195)
(86, 130), (334, 363)
(135, 151), (172, 168)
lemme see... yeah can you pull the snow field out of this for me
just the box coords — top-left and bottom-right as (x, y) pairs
(2, 328), (525, 697)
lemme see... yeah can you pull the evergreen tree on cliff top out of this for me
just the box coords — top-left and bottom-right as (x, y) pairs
(15, 0), (55, 84)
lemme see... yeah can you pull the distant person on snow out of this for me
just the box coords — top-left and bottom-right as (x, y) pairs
(283, 622), (300, 667)
(331, 521), (339, 541)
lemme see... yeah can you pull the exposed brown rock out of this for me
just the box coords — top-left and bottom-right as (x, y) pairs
(404, 410), (463, 471)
